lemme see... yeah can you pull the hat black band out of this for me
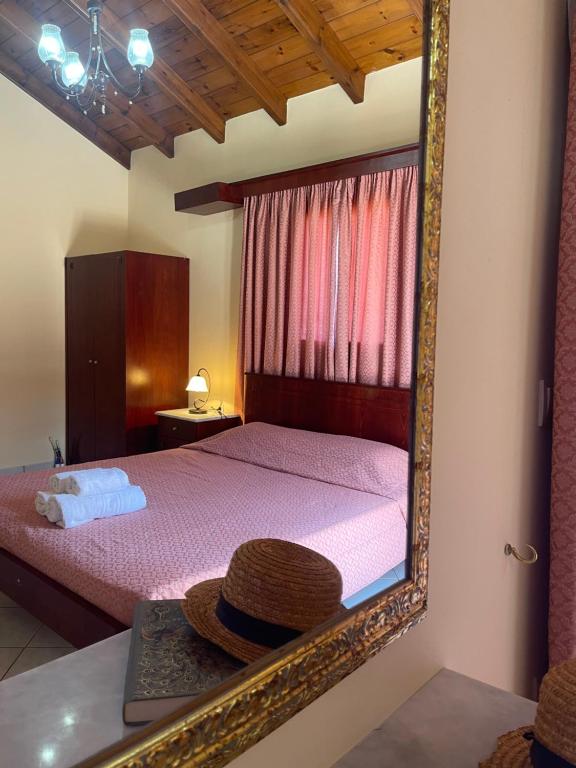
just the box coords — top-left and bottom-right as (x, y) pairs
(215, 596), (302, 649)
(526, 733), (576, 768)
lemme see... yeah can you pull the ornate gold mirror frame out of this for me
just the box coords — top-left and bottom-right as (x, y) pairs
(79, 2), (449, 766)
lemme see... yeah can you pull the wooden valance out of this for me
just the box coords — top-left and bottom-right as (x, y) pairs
(175, 144), (420, 215)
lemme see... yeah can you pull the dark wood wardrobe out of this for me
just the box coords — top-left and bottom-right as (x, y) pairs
(65, 251), (189, 464)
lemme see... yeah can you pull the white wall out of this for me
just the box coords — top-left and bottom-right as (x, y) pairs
(128, 59), (423, 410)
(220, 0), (564, 766)
(0, 76), (129, 469)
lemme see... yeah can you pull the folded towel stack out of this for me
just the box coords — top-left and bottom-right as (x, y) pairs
(36, 468), (147, 529)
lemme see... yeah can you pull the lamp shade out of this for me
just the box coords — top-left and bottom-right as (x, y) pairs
(186, 375), (208, 394)
(38, 24), (66, 65)
(127, 29), (154, 69)
(61, 52), (87, 88)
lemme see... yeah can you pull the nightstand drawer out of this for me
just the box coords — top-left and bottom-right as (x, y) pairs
(157, 414), (242, 450)
(157, 416), (198, 448)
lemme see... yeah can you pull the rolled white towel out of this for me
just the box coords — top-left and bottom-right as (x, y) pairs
(34, 491), (52, 517)
(47, 485), (147, 529)
(44, 497), (63, 524)
(49, 467), (130, 496)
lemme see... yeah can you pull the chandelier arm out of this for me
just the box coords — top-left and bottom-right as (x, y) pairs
(74, 78), (98, 111)
(99, 44), (144, 99)
(49, 64), (71, 95)
(82, 18), (97, 82)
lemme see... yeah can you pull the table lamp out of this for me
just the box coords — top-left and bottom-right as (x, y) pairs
(186, 368), (210, 414)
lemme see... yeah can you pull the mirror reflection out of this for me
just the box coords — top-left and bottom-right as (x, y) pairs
(0, 0), (425, 762)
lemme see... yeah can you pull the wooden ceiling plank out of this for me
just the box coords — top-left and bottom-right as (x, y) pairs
(147, 6), (422, 120)
(119, 0), (174, 30)
(162, 0), (287, 124)
(343, 15), (422, 59)
(106, 0), (148, 20)
(0, 0), (175, 157)
(208, 0), (281, 25)
(272, 0), (364, 102)
(357, 34), (422, 72)
(0, 47), (130, 168)
(124, 136), (151, 151)
(61, 0), (226, 143)
(106, 92), (175, 157)
(329, 0), (414, 39)
(405, 0), (423, 21)
(158, 0), (418, 100)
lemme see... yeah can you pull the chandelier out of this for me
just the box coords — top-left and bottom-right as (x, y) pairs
(37, 0), (154, 115)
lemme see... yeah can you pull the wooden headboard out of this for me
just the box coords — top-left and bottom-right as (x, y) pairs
(244, 374), (411, 451)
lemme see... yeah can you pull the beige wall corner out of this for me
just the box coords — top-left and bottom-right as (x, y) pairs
(0, 77), (129, 469)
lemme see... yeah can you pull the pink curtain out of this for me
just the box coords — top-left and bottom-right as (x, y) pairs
(549, 16), (576, 666)
(237, 166), (419, 404)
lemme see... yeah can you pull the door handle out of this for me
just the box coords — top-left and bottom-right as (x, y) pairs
(504, 543), (538, 565)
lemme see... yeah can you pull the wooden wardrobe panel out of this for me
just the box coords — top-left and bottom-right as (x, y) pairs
(91, 253), (126, 461)
(66, 253), (125, 464)
(65, 257), (97, 464)
(65, 251), (189, 463)
(124, 252), (189, 455)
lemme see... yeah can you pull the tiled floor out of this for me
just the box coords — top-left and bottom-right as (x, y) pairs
(0, 591), (74, 680)
(343, 560), (407, 608)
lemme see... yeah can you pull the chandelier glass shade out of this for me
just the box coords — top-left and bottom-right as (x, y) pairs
(37, 1), (154, 115)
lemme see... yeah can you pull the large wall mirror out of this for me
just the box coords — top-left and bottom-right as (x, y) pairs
(72, 2), (449, 766)
(0, 2), (448, 767)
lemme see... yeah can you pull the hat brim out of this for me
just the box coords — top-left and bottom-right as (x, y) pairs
(182, 578), (273, 664)
(479, 727), (532, 768)
(182, 579), (348, 665)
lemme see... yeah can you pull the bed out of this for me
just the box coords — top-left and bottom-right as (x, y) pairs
(0, 374), (411, 648)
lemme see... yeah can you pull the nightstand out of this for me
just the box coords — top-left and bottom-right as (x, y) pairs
(155, 409), (242, 450)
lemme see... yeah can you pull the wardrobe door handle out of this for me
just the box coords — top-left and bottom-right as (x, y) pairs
(93, 360), (99, 365)
(88, 360), (93, 364)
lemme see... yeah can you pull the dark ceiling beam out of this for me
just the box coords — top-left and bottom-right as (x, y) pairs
(0, 0), (174, 158)
(162, 0), (287, 126)
(61, 0), (226, 143)
(0, 48), (130, 168)
(273, 0), (364, 104)
(406, 0), (424, 21)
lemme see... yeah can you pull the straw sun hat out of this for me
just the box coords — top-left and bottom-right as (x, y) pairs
(480, 659), (576, 768)
(181, 539), (346, 663)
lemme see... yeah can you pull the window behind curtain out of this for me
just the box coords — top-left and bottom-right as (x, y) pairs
(237, 165), (419, 405)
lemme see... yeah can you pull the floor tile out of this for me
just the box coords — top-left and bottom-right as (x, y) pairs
(0, 648), (22, 678)
(0, 607), (41, 647)
(0, 591), (17, 608)
(29, 625), (73, 648)
(2, 647), (73, 679)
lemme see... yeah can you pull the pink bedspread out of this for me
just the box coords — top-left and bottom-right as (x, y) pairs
(0, 448), (407, 626)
